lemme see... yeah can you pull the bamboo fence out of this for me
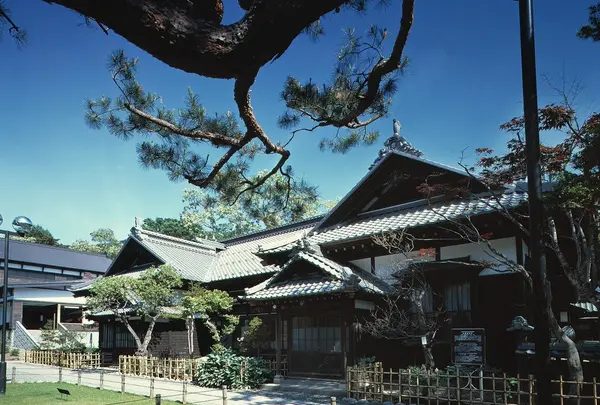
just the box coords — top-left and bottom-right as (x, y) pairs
(23, 350), (101, 369)
(119, 354), (288, 381)
(347, 362), (600, 404)
(119, 355), (204, 381)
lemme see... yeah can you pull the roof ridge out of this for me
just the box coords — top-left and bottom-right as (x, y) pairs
(136, 228), (219, 252)
(221, 215), (324, 245)
(314, 189), (525, 235)
(5, 238), (112, 258)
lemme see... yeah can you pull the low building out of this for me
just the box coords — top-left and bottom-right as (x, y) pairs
(0, 239), (112, 349)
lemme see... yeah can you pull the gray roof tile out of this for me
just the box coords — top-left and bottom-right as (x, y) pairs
(209, 221), (317, 282)
(133, 229), (217, 282)
(243, 251), (392, 300)
(309, 191), (528, 246)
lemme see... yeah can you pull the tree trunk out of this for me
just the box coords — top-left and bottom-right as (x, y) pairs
(121, 317), (144, 354)
(186, 317), (195, 357)
(546, 283), (584, 387)
(422, 345), (435, 370)
(136, 317), (158, 356)
(411, 288), (436, 370)
(45, 0), (350, 79)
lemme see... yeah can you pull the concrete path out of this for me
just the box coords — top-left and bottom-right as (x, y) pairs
(7, 361), (334, 405)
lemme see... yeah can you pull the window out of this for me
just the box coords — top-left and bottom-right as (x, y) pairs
(100, 323), (114, 349)
(291, 315), (341, 353)
(445, 282), (471, 312)
(115, 324), (138, 348)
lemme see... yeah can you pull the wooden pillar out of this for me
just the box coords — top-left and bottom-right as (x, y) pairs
(274, 306), (282, 383)
(341, 301), (348, 378)
(56, 304), (62, 326)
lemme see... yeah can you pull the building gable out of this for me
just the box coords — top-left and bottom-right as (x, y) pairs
(313, 151), (486, 233)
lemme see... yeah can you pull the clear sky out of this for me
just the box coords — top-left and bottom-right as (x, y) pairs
(0, 0), (598, 244)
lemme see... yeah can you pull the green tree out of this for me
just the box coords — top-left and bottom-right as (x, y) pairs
(70, 228), (122, 259)
(238, 317), (272, 356)
(141, 217), (201, 241)
(0, 1), (26, 48)
(86, 265), (182, 356)
(2, 0), (414, 207)
(578, 3), (600, 41)
(15, 225), (59, 246)
(178, 284), (239, 356)
(182, 172), (337, 240)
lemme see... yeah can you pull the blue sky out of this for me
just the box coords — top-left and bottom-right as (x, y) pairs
(0, 0), (598, 244)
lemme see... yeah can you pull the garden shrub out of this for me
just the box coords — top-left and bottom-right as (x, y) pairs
(195, 348), (272, 389)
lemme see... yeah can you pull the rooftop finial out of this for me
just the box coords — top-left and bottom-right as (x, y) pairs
(369, 119), (423, 170)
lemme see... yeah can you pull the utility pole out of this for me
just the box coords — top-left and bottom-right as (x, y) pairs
(516, 0), (551, 403)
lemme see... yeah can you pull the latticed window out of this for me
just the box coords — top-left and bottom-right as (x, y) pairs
(100, 323), (114, 349)
(115, 324), (138, 348)
(291, 315), (341, 353)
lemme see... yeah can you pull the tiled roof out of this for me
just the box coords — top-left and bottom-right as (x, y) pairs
(132, 228), (217, 282)
(309, 190), (528, 246)
(209, 219), (318, 282)
(244, 278), (346, 300)
(0, 239), (111, 274)
(571, 302), (598, 313)
(244, 250), (392, 301)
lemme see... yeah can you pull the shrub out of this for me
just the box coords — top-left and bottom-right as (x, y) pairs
(9, 348), (19, 356)
(195, 348), (272, 389)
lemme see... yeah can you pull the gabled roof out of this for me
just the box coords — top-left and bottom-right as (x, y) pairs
(209, 218), (320, 282)
(313, 151), (486, 232)
(127, 228), (217, 282)
(243, 250), (392, 301)
(310, 189), (528, 246)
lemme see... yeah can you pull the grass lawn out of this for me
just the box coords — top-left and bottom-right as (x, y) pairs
(0, 382), (180, 404)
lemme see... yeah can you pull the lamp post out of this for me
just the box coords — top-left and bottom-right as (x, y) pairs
(0, 214), (33, 395)
(515, 0), (551, 403)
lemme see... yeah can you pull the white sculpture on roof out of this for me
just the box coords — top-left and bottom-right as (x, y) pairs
(369, 119), (423, 170)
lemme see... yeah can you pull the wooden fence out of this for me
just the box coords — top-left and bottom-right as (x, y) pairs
(347, 362), (600, 404)
(24, 350), (101, 369)
(119, 354), (288, 382)
(262, 354), (288, 377)
(119, 355), (204, 381)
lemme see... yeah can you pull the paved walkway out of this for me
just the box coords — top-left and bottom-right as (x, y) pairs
(7, 361), (334, 405)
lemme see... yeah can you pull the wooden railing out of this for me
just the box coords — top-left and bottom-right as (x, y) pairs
(119, 355), (204, 381)
(347, 362), (600, 404)
(261, 354), (288, 377)
(24, 350), (101, 369)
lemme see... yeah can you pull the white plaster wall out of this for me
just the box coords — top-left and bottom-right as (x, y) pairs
(348, 258), (371, 272)
(349, 251), (434, 284)
(440, 237), (521, 265)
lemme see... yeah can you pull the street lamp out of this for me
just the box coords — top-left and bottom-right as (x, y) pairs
(0, 214), (33, 395)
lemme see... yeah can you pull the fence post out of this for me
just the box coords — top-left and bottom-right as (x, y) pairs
(155, 394), (161, 405)
(330, 397), (337, 405)
(150, 377), (155, 398)
(77, 369), (82, 385)
(121, 373), (126, 394)
(59, 367), (63, 383)
(100, 370), (104, 390)
(222, 385), (228, 405)
(11, 367), (16, 383)
(182, 380), (188, 404)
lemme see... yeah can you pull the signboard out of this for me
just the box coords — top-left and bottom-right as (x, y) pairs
(451, 328), (486, 365)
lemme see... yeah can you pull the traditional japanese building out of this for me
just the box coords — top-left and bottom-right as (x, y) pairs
(85, 120), (599, 378)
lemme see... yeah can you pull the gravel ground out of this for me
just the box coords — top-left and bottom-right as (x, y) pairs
(7, 361), (334, 405)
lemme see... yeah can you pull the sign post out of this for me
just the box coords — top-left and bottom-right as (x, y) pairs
(451, 328), (486, 366)
(452, 328), (486, 398)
